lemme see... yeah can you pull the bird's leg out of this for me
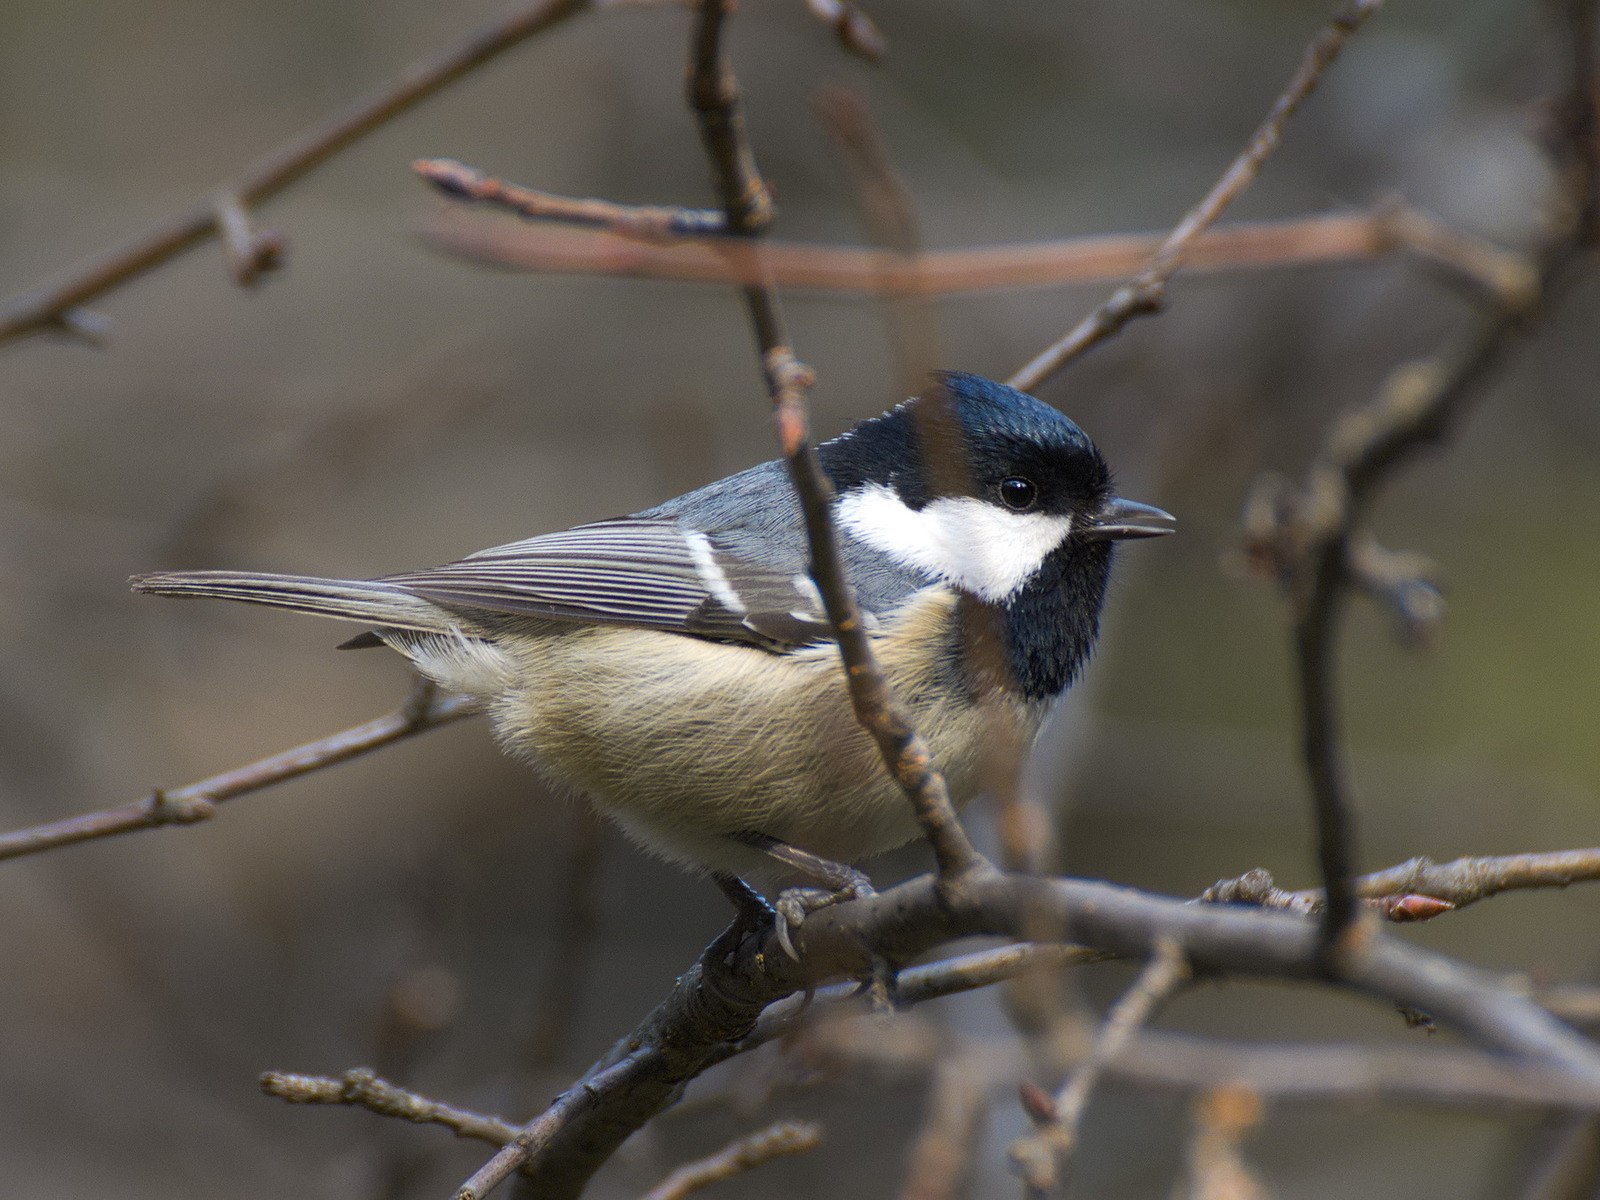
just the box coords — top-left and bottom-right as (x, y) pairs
(712, 872), (777, 944)
(730, 832), (876, 960)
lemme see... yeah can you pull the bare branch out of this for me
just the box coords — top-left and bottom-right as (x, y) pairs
(212, 192), (284, 287)
(641, 1120), (823, 1200)
(1246, 0), (1600, 962)
(262, 1067), (519, 1147)
(415, 158), (729, 239)
(1379, 199), (1539, 306)
(0, 681), (475, 863)
(1009, 939), (1189, 1195)
(898, 1040), (995, 1200)
(1007, 0), (1386, 393)
(1173, 1089), (1269, 1200)
(468, 869), (1600, 1200)
(0, 0), (594, 346)
(1205, 850), (1600, 918)
(686, 0), (985, 881)
(425, 206), (1414, 297)
(814, 84), (939, 398)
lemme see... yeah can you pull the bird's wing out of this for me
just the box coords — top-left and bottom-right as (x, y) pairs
(379, 516), (847, 652)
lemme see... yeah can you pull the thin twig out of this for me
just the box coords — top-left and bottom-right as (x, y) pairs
(781, 1009), (1600, 1115)
(0, 681), (474, 863)
(1008, 939), (1189, 1195)
(425, 206), (1409, 296)
(898, 1040), (995, 1200)
(0, 0), (593, 345)
(1007, 0), (1386, 393)
(1253, 0), (1599, 962)
(415, 158), (728, 239)
(814, 85), (940, 399)
(454, 1052), (651, 1200)
(1205, 850), (1600, 917)
(262, 1067), (519, 1147)
(640, 1120), (823, 1200)
(1294, 269), (1586, 952)
(1173, 1088), (1270, 1200)
(687, 0), (985, 881)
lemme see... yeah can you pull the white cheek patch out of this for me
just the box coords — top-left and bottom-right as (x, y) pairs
(836, 483), (1074, 602)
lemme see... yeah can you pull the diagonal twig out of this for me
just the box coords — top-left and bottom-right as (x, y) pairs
(262, 1067), (519, 1147)
(0, 680), (475, 863)
(415, 158), (729, 239)
(1263, 18), (1597, 960)
(1007, 0), (1386, 394)
(0, 0), (594, 346)
(1008, 939), (1189, 1195)
(686, 0), (985, 881)
(641, 1120), (823, 1200)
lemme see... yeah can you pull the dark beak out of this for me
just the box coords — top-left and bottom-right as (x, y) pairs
(1082, 496), (1176, 541)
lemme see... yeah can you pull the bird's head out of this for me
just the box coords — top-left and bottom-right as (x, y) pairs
(823, 370), (1172, 594)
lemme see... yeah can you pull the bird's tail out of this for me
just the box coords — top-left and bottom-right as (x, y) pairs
(129, 570), (455, 635)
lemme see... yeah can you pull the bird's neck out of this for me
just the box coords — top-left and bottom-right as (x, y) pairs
(959, 543), (1112, 702)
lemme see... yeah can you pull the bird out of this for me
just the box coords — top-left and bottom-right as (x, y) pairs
(132, 371), (1172, 926)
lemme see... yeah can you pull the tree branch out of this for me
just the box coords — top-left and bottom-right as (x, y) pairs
(262, 1067), (519, 1147)
(455, 868), (1600, 1200)
(415, 158), (729, 239)
(1205, 850), (1600, 917)
(685, 0), (985, 881)
(0, 681), (474, 863)
(0, 0), (594, 346)
(425, 204), (1466, 297)
(1009, 939), (1189, 1195)
(1007, 0), (1386, 393)
(641, 1120), (823, 1200)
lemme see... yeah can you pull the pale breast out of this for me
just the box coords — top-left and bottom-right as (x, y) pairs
(483, 588), (1050, 874)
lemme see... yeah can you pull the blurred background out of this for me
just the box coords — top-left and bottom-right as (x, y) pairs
(2, 0), (1597, 1195)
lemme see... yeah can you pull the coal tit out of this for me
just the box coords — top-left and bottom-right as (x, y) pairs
(132, 372), (1172, 890)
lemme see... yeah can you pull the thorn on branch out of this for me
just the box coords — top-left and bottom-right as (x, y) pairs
(51, 306), (113, 345)
(213, 192), (284, 287)
(143, 788), (218, 826)
(803, 0), (887, 63)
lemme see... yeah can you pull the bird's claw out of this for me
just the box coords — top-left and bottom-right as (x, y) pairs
(772, 875), (876, 961)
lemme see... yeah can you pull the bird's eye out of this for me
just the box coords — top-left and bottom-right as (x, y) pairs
(998, 477), (1037, 511)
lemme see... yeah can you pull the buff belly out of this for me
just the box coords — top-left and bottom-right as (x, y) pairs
(397, 589), (1048, 880)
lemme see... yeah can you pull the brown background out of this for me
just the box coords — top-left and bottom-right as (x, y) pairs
(1, 0), (1597, 1195)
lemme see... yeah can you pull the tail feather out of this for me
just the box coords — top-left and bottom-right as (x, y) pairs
(129, 570), (455, 634)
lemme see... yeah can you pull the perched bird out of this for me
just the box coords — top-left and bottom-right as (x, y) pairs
(132, 372), (1171, 911)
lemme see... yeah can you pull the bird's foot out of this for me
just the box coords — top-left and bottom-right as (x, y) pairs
(773, 870), (876, 962)
(713, 873), (778, 948)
